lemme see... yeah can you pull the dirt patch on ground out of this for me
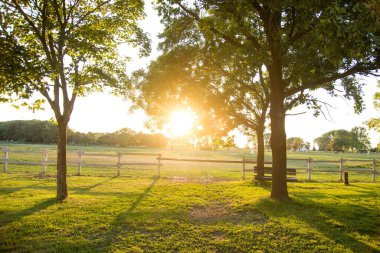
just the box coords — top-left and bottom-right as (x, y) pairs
(33, 173), (56, 178)
(165, 176), (239, 184)
(189, 203), (230, 220)
(197, 175), (239, 183)
(189, 203), (268, 225)
(167, 176), (189, 183)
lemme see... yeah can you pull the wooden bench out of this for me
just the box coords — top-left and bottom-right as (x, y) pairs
(254, 166), (298, 182)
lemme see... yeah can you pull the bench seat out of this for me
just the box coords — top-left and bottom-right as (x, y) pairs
(254, 166), (298, 182)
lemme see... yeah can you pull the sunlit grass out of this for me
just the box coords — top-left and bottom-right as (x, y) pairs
(0, 170), (379, 252)
(0, 143), (379, 251)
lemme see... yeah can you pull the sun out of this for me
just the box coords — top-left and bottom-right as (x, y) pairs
(165, 110), (197, 137)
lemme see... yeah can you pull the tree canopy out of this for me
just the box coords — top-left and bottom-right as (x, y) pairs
(154, 0), (380, 200)
(0, 120), (57, 143)
(133, 14), (270, 174)
(286, 137), (305, 151)
(0, 0), (150, 202)
(0, 120), (168, 148)
(314, 127), (371, 151)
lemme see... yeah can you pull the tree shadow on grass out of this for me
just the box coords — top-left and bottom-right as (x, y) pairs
(0, 197), (56, 227)
(134, 179), (157, 206)
(69, 176), (148, 198)
(117, 177), (158, 216)
(0, 176), (122, 228)
(100, 177), (159, 249)
(347, 183), (380, 193)
(0, 176), (19, 182)
(256, 190), (379, 252)
(71, 175), (118, 194)
(0, 182), (56, 195)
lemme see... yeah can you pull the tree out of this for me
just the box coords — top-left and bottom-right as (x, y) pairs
(366, 81), (380, 132)
(195, 134), (237, 150)
(330, 130), (353, 151)
(314, 127), (370, 151)
(286, 137), (305, 151)
(155, 0), (380, 200)
(133, 13), (270, 179)
(0, 0), (150, 202)
(314, 130), (352, 151)
(351, 126), (371, 151)
(314, 133), (332, 151)
(0, 120), (57, 143)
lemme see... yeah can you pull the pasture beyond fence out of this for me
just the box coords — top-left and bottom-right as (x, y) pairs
(0, 146), (377, 182)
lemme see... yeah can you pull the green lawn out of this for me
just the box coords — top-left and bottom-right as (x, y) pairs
(0, 173), (379, 252)
(0, 144), (379, 252)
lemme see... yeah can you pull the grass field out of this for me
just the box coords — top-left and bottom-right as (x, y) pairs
(0, 144), (379, 252)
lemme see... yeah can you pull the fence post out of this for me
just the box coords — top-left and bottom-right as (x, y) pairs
(339, 157), (344, 182)
(42, 149), (48, 174)
(77, 150), (83, 176)
(117, 153), (121, 176)
(344, 171), (349, 185)
(307, 157), (312, 181)
(157, 153), (162, 178)
(242, 156), (246, 180)
(373, 159), (376, 183)
(3, 147), (8, 173)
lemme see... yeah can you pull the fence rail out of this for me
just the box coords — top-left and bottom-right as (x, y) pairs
(0, 146), (378, 182)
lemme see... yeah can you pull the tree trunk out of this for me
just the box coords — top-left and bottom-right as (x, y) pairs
(267, 44), (290, 200)
(256, 124), (265, 179)
(56, 121), (68, 202)
(269, 83), (289, 201)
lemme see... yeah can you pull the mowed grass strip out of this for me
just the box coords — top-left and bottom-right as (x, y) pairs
(0, 172), (379, 253)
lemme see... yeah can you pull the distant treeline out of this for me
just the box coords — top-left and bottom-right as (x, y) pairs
(0, 120), (168, 147)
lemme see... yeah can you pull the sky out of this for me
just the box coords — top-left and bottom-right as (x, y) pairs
(0, 1), (379, 147)
(285, 78), (379, 147)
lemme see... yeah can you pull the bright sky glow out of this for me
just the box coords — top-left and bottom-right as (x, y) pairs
(164, 110), (197, 137)
(285, 77), (379, 147)
(230, 129), (251, 148)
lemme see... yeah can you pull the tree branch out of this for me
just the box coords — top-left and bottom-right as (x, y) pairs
(249, 0), (265, 20)
(285, 63), (380, 97)
(66, 0), (80, 25)
(287, 6), (296, 44)
(8, 0), (55, 66)
(174, 0), (244, 49)
(231, 10), (261, 50)
(285, 111), (306, 116)
(52, 0), (64, 27)
(67, 0), (112, 34)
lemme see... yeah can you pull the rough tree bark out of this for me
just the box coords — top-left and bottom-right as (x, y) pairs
(269, 64), (289, 201)
(255, 123), (265, 179)
(56, 120), (69, 202)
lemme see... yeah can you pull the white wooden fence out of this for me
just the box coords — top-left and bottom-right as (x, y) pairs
(0, 147), (377, 182)
(0, 147), (161, 176)
(1, 147), (49, 174)
(286, 157), (377, 182)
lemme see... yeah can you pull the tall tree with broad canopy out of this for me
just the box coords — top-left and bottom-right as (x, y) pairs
(156, 0), (380, 200)
(0, 0), (150, 202)
(133, 37), (270, 177)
